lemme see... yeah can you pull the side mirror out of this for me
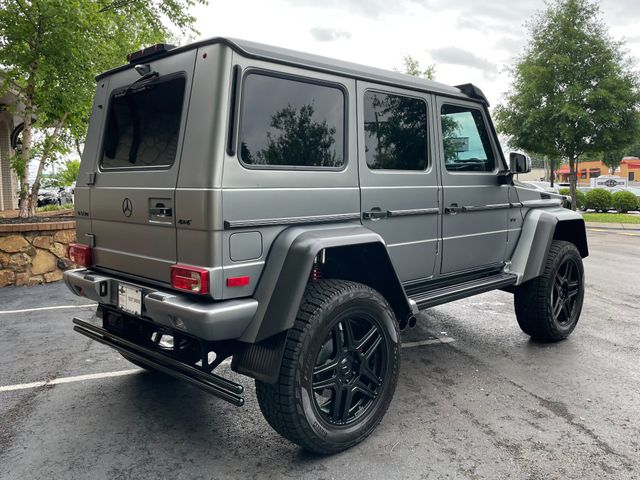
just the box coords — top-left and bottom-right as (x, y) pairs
(509, 152), (531, 174)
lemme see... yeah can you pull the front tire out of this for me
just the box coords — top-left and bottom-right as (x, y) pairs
(256, 279), (400, 454)
(514, 240), (585, 342)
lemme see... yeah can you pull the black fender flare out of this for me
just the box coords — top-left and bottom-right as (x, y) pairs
(238, 223), (411, 343)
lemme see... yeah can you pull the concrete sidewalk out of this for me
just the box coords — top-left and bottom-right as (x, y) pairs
(585, 221), (640, 231)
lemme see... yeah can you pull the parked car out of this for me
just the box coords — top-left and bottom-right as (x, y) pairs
(37, 188), (60, 207)
(521, 180), (560, 194)
(64, 38), (588, 454)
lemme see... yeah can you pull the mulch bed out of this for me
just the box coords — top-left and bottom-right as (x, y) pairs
(0, 210), (74, 224)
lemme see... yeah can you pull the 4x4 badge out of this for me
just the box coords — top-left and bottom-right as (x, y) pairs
(122, 198), (133, 217)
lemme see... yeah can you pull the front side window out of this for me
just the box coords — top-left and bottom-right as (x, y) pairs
(441, 104), (495, 172)
(363, 91), (427, 170)
(102, 76), (185, 169)
(239, 73), (345, 168)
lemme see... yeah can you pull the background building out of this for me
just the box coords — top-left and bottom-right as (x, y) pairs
(0, 89), (19, 211)
(556, 158), (640, 185)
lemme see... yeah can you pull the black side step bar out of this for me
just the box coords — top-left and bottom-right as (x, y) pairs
(72, 318), (245, 406)
(409, 272), (517, 310)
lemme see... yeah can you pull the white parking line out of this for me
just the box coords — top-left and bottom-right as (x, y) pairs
(402, 337), (455, 348)
(0, 337), (455, 394)
(0, 369), (144, 393)
(0, 304), (97, 315)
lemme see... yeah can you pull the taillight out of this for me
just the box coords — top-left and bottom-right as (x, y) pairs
(170, 265), (209, 294)
(68, 243), (92, 267)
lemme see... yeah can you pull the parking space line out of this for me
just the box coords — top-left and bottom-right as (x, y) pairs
(402, 337), (455, 348)
(0, 337), (455, 394)
(0, 369), (144, 393)
(0, 304), (98, 315)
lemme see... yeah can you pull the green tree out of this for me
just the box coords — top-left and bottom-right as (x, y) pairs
(397, 54), (435, 80)
(495, 0), (640, 210)
(602, 149), (624, 175)
(42, 159), (80, 188)
(0, 0), (205, 218)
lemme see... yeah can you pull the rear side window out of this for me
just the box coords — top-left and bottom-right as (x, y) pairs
(101, 76), (186, 169)
(440, 104), (495, 172)
(363, 91), (428, 170)
(239, 73), (345, 168)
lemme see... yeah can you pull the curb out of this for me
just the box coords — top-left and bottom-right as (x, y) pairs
(585, 222), (640, 231)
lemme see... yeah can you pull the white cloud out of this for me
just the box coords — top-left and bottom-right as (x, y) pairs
(310, 27), (351, 42)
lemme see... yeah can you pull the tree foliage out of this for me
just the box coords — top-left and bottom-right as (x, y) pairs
(397, 54), (435, 80)
(243, 104), (340, 167)
(0, 0), (205, 217)
(495, 0), (640, 210)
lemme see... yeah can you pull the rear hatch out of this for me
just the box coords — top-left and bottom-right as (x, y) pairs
(88, 50), (196, 284)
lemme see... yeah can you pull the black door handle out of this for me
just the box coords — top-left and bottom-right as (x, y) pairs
(363, 208), (388, 220)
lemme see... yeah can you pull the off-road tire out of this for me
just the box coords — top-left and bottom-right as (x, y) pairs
(255, 279), (401, 454)
(514, 240), (584, 342)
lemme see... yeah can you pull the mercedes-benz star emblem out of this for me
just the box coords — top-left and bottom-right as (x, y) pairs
(122, 198), (133, 217)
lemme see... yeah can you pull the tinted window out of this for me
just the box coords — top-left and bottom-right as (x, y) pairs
(239, 74), (345, 168)
(102, 77), (185, 169)
(363, 91), (427, 170)
(441, 104), (495, 172)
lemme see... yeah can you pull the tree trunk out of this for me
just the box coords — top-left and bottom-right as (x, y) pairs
(18, 100), (34, 218)
(568, 156), (578, 211)
(28, 114), (69, 217)
(550, 159), (555, 188)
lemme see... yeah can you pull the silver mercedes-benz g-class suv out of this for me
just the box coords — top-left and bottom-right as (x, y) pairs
(65, 37), (587, 454)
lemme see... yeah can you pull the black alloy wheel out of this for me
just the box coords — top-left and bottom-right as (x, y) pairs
(311, 314), (386, 426)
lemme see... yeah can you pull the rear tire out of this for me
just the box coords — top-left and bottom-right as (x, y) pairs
(514, 240), (584, 342)
(255, 279), (400, 454)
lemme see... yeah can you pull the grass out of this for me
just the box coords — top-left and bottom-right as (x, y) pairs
(36, 204), (73, 213)
(582, 212), (640, 224)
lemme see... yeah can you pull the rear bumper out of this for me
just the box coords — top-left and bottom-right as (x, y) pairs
(63, 269), (257, 341)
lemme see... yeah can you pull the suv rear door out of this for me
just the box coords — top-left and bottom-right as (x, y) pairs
(357, 82), (440, 282)
(87, 51), (196, 284)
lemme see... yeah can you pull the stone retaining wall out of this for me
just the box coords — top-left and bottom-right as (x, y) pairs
(0, 221), (76, 287)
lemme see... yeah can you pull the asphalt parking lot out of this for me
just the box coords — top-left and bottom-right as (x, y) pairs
(1, 229), (639, 479)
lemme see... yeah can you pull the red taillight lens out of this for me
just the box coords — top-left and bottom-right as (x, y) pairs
(68, 243), (92, 267)
(227, 276), (250, 288)
(170, 265), (209, 294)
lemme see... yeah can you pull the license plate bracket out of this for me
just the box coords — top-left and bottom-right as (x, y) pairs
(117, 283), (142, 316)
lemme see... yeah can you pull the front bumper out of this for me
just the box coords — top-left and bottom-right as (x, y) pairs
(63, 269), (258, 341)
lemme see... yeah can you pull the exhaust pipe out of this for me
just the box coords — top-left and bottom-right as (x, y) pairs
(398, 317), (408, 330)
(408, 315), (417, 329)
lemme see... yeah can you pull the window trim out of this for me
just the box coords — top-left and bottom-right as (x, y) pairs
(236, 68), (349, 172)
(439, 101), (502, 175)
(362, 88), (430, 173)
(99, 72), (188, 172)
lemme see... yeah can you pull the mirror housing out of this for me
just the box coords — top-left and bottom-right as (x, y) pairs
(509, 152), (531, 174)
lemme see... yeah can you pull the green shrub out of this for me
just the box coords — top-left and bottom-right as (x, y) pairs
(612, 190), (638, 213)
(585, 188), (613, 212)
(559, 188), (586, 210)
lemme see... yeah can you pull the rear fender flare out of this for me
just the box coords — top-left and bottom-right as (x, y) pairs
(238, 224), (411, 343)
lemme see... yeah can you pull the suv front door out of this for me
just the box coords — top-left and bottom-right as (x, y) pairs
(436, 99), (510, 275)
(357, 82), (440, 282)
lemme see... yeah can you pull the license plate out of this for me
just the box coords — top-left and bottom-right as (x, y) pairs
(117, 283), (142, 316)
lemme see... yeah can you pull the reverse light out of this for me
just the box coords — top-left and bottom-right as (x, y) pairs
(171, 265), (209, 294)
(68, 243), (92, 267)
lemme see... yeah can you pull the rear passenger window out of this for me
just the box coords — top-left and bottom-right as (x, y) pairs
(102, 76), (185, 169)
(440, 104), (495, 172)
(239, 73), (345, 168)
(363, 91), (427, 170)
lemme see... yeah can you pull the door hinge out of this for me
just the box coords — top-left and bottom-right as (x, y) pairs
(86, 172), (96, 185)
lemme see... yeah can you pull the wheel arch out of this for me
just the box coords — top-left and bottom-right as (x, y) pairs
(509, 207), (588, 285)
(238, 224), (412, 344)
